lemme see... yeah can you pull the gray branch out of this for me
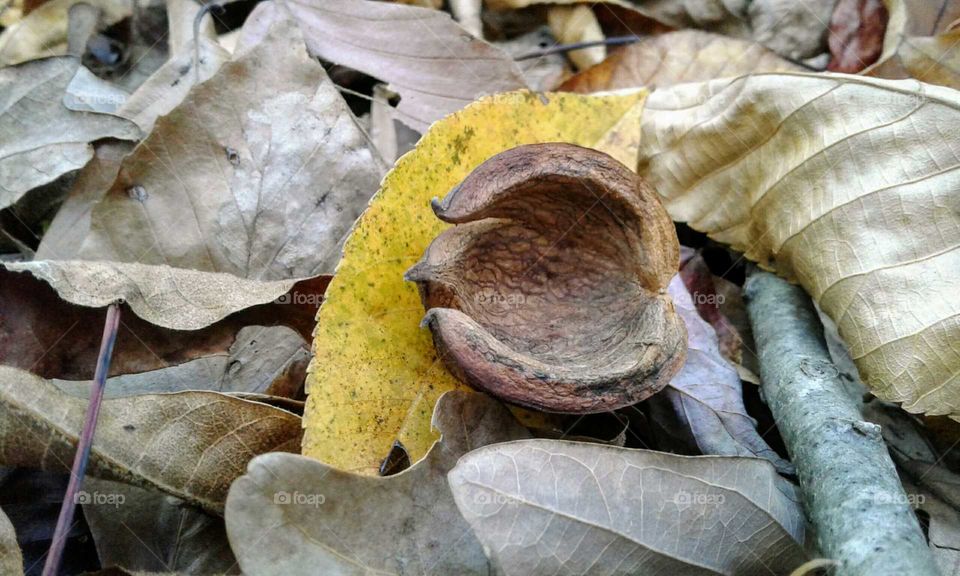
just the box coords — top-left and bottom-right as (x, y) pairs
(744, 270), (937, 576)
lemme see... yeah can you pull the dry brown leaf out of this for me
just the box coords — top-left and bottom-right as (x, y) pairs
(747, 0), (835, 61)
(561, 29), (802, 93)
(0, 56), (140, 210)
(485, 0), (750, 39)
(0, 265), (327, 380)
(82, 478), (238, 574)
(0, 365), (302, 513)
(279, 0), (528, 131)
(889, 0), (960, 35)
(0, 505), (21, 576)
(68, 16), (384, 282)
(0, 0), (130, 64)
(225, 391), (530, 575)
(866, 0), (960, 89)
(53, 325), (308, 399)
(3, 260), (313, 330)
(636, 72), (960, 420)
(678, 248), (742, 364)
(489, 0), (833, 61)
(826, 0), (888, 73)
(117, 37), (230, 133)
(34, 140), (131, 260)
(449, 440), (806, 575)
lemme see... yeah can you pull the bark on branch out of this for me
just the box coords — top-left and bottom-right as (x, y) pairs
(744, 270), (937, 576)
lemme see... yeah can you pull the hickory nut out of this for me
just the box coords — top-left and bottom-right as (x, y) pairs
(405, 143), (687, 413)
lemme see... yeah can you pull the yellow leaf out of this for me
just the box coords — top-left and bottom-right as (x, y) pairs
(637, 72), (960, 421)
(303, 89), (646, 473)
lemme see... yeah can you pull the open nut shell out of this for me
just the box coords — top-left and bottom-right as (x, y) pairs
(405, 143), (687, 413)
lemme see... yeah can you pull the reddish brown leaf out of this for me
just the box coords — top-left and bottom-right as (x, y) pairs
(827, 0), (889, 73)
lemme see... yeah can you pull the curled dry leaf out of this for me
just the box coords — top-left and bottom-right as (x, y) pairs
(82, 478), (238, 574)
(649, 275), (793, 474)
(279, 0), (528, 131)
(636, 72), (960, 421)
(561, 29), (803, 93)
(406, 143), (686, 413)
(0, 505), (21, 576)
(448, 439), (806, 575)
(0, 266), (327, 380)
(0, 366), (302, 513)
(226, 390), (530, 575)
(865, 0), (960, 89)
(3, 260), (314, 331)
(0, 56), (140, 210)
(302, 89), (646, 473)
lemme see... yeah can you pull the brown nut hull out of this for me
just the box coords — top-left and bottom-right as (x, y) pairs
(406, 143), (687, 414)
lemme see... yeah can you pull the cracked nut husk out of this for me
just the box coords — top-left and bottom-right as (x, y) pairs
(405, 143), (687, 413)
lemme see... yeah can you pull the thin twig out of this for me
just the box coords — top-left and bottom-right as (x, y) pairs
(514, 35), (642, 61)
(41, 303), (122, 576)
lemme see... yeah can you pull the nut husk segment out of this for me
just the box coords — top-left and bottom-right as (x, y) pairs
(406, 143), (686, 413)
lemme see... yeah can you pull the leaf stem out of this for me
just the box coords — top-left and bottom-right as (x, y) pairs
(41, 303), (121, 576)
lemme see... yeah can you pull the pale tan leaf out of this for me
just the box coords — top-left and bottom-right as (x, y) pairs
(279, 0), (528, 131)
(636, 72), (960, 419)
(561, 30), (802, 93)
(0, 57), (140, 210)
(225, 391), (530, 575)
(0, 365), (302, 512)
(449, 440), (806, 575)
